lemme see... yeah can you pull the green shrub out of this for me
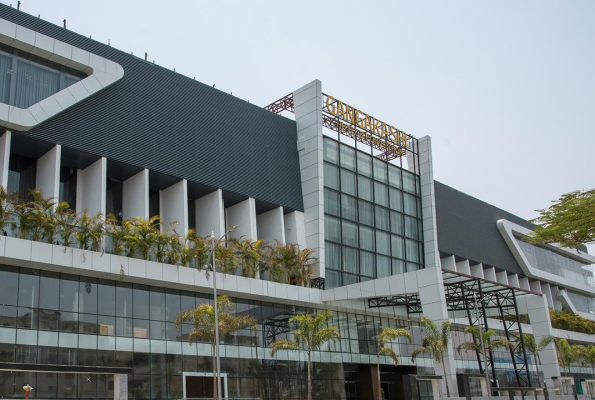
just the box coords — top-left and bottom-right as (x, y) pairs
(550, 309), (595, 334)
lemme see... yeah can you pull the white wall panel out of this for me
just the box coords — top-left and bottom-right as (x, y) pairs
(225, 198), (257, 240)
(159, 179), (188, 236)
(122, 169), (148, 220)
(76, 157), (106, 216)
(0, 131), (10, 188)
(256, 207), (285, 245)
(284, 211), (306, 248)
(35, 145), (60, 200)
(195, 189), (225, 238)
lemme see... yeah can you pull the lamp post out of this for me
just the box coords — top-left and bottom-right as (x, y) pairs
(211, 225), (236, 400)
(473, 293), (491, 400)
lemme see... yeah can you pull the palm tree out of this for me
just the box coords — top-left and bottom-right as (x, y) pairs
(375, 327), (412, 400)
(575, 344), (595, 378)
(236, 238), (264, 278)
(556, 339), (581, 377)
(0, 186), (11, 235)
(517, 334), (556, 385)
(175, 295), (257, 400)
(270, 310), (340, 400)
(55, 202), (77, 247)
(293, 246), (316, 287)
(411, 317), (453, 398)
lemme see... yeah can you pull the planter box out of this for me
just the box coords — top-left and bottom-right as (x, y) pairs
(29, 241), (53, 268)
(194, 269), (212, 288)
(52, 244), (73, 269)
(110, 254), (128, 277)
(4, 237), (31, 266)
(178, 266), (194, 287)
(73, 248), (92, 271)
(128, 258), (147, 279)
(146, 261), (163, 281)
(162, 263), (179, 284)
(92, 251), (111, 274)
(0, 236), (6, 259)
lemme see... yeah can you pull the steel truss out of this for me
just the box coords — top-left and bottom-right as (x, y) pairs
(263, 318), (291, 347)
(265, 93), (294, 114)
(367, 275), (532, 388)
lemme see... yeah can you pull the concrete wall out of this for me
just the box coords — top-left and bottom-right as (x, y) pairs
(195, 189), (225, 238)
(122, 169), (149, 220)
(0, 131), (10, 188)
(159, 179), (188, 236)
(256, 207), (285, 245)
(225, 198), (257, 240)
(76, 157), (106, 216)
(284, 211), (306, 248)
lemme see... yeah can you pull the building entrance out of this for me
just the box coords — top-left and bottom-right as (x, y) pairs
(344, 363), (416, 400)
(183, 372), (228, 400)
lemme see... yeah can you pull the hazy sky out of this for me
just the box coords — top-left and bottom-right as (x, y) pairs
(4, 1), (594, 227)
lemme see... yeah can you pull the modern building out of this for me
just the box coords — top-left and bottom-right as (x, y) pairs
(0, 4), (592, 399)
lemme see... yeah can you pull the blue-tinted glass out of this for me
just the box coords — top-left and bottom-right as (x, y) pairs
(39, 271), (59, 311)
(360, 252), (375, 278)
(79, 277), (98, 315)
(133, 285), (150, 320)
(325, 270), (341, 289)
(341, 220), (358, 247)
(325, 216), (341, 243)
(341, 194), (357, 221)
(406, 240), (420, 262)
(341, 169), (357, 196)
(0, 265), (18, 306)
(357, 152), (373, 177)
(377, 256), (391, 278)
(115, 284), (132, 318)
(392, 235), (405, 259)
(326, 242), (341, 271)
(358, 176), (373, 201)
(97, 280), (115, 316)
(18, 269), (39, 309)
(405, 216), (419, 239)
(403, 193), (418, 217)
(373, 158), (387, 183)
(374, 183), (388, 207)
(340, 144), (356, 171)
(388, 165), (402, 188)
(390, 212), (403, 235)
(359, 226), (375, 252)
(324, 163), (339, 190)
(150, 289), (166, 321)
(375, 206), (389, 231)
(15, 60), (60, 108)
(323, 139), (339, 164)
(324, 190), (340, 216)
(343, 274), (358, 286)
(0, 53), (11, 104)
(403, 171), (417, 194)
(342, 247), (358, 274)
(393, 259), (405, 274)
(376, 231), (390, 256)
(389, 188), (402, 211)
(359, 201), (374, 226)
(165, 291), (181, 322)
(60, 276), (79, 313)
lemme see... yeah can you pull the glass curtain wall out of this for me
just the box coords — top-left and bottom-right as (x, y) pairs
(323, 137), (424, 289)
(0, 43), (84, 109)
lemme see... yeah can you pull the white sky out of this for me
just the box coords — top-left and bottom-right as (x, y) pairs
(4, 0), (594, 249)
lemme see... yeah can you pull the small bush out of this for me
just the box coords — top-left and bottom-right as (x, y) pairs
(550, 309), (595, 334)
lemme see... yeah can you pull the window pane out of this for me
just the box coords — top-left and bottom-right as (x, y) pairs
(326, 242), (341, 271)
(392, 235), (405, 259)
(374, 182), (388, 207)
(405, 216), (419, 239)
(341, 194), (357, 221)
(18, 269), (39, 309)
(403, 171), (417, 194)
(358, 176), (373, 201)
(60, 276), (79, 313)
(403, 193), (418, 216)
(376, 231), (390, 256)
(342, 220), (358, 247)
(390, 211), (403, 236)
(389, 188), (402, 211)
(39, 271), (60, 311)
(133, 285), (150, 320)
(388, 165), (402, 188)
(97, 280), (115, 316)
(341, 169), (356, 196)
(342, 247), (358, 275)
(115, 284), (133, 318)
(360, 251), (375, 278)
(340, 144), (356, 170)
(406, 240), (420, 262)
(357, 152), (372, 177)
(343, 274), (358, 285)
(375, 206), (389, 231)
(79, 313), (98, 334)
(393, 259), (405, 275)
(325, 270), (341, 289)
(324, 190), (340, 216)
(323, 139), (339, 164)
(150, 289), (166, 321)
(0, 266), (18, 306)
(325, 216), (341, 243)
(359, 201), (374, 226)
(79, 277), (98, 315)
(377, 256), (391, 278)
(373, 158), (387, 183)
(359, 226), (375, 252)
(324, 163), (339, 190)
(165, 291), (181, 322)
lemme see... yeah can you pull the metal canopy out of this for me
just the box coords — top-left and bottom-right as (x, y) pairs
(368, 269), (537, 388)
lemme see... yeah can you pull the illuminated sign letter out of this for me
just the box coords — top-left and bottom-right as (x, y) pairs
(326, 95), (337, 115)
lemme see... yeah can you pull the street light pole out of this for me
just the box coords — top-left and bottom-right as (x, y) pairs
(211, 231), (222, 400)
(473, 292), (491, 400)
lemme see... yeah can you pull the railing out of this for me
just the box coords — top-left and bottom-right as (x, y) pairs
(310, 277), (325, 290)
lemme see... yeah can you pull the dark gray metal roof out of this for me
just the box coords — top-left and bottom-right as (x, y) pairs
(0, 5), (303, 213)
(435, 181), (534, 275)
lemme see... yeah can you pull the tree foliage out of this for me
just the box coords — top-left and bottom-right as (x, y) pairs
(375, 327), (411, 400)
(556, 339), (583, 376)
(456, 326), (511, 355)
(529, 189), (595, 250)
(575, 344), (595, 377)
(270, 310), (340, 400)
(549, 309), (595, 334)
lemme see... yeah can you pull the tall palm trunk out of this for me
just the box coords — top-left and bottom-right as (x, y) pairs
(442, 361), (451, 398)
(376, 355), (382, 400)
(212, 343), (218, 400)
(307, 351), (312, 400)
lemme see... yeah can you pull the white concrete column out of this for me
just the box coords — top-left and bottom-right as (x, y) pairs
(195, 189), (225, 238)
(525, 294), (560, 386)
(456, 259), (470, 275)
(284, 211), (306, 248)
(257, 207), (285, 245)
(0, 131), (10, 188)
(293, 80), (324, 278)
(496, 270), (509, 285)
(122, 169), (149, 220)
(76, 157), (106, 216)
(470, 263), (485, 279)
(417, 267), (459, 397)
(225, 198), (257, 240)
(159, 179), (188, 236)
(440, 255), (456, 272)
(35, 144), (61, 200)
(114, 374), (128, 400)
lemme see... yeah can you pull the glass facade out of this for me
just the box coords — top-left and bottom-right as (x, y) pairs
(516, 238), (595, 287)
(0, 264), (431, 399)
(0, 43), (84, 109)
(323, 137), (424, 288)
